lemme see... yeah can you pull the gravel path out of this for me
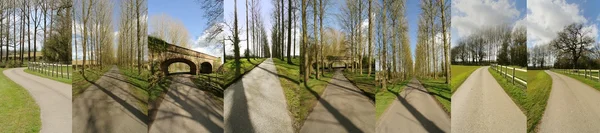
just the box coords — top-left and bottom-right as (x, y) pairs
(451, 66), (525, 133)
(540, 71), (600, 132)
(300, 69), (375, 133)
(224, 58), (293, 133)
(72, 66), (148, 133)
(376, 78), (450, 133)
(4, 68), (72, 133)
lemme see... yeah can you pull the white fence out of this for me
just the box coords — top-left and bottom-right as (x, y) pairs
(491, 64), (527, 86)
(28, 62), (71, 79)
(555, 69), (600, 80)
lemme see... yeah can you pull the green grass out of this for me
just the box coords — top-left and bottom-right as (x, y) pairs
(552, 70), (600, 92)
(451, 65), (481, 93)
(0, 68), (41, 132)
(420, 78), (452, 114)
(375, 81), (407, 119)
(496, 66), (528, 81)
(118, 67), (151, 115)
(488, 67), (526, 112)
(526, 70), (552, 133)
(343, 70), (376, 100)
(207, 58), (266, 88)
(273, 58), (334, 131)
(24, 68), (72, 84)
(72, 67), (111, 97)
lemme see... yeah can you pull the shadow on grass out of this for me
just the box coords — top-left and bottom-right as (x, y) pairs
(415, 81), (451, 102)
(390, 79), (445, 133)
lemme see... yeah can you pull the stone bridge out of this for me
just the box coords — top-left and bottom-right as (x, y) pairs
(149, 36), (221, 75)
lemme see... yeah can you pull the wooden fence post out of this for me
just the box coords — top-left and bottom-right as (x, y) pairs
(513, 67), (515, 85)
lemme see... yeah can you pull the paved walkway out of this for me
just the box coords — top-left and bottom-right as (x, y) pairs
(149, 74), (223, 133)
(224, 58), (293, 133)
(540, 71), (600, 132)
(377, 78), (450, 133)
(72, 66), (147, 133)
(300, 69), (375, 133)
(451, 66), (525, 133)
(4, 68), (72, 133)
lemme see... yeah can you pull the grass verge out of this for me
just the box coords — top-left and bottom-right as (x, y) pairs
(24, 68), (72, 84)
(72, 66), (111, 97)
(343, 71), (376, 100)
(553, 70), (600, 92)
(118, 67), (151, 115)
(0, 68), (41, 132)
(488, 67), (526, 112)
(420, 78), (452, 114)
(273, 58), (334, 131)
(526, 70), (552, 133)
(375, 81), (406, 119)
(451, 65), (481, 93)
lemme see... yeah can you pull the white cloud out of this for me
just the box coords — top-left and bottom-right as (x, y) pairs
(452, 0), (521, 38)
(526, 0), (596, 46)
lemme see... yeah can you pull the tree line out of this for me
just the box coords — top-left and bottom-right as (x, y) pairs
(450, 24), (527, 68)
(0, 0), (72, 67)
(74, 0), (146, 76)
(531, 23), (598, 69)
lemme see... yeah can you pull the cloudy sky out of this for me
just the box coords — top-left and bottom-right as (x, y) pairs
(526, 0), (600, 47)
(451, 0), (527, 46)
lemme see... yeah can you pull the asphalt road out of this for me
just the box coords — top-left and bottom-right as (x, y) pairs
(149, 74), (223, 133)
(4, 68), (72, 133)
(224, 58), (293, 133)
(72, 66), (148, 133)
(376, 78), (450, 133)
(451, 66), (525, 133)
(300, 69), (375, 133)
(540, 71), (600, 132)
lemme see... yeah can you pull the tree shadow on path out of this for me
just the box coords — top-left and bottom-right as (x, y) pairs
(392, 79), (445, 133)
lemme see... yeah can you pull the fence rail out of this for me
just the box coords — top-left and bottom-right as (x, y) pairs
(491, 64), (527, 87)
(555, 69), (600, 80)
(27, 62), (71, 79)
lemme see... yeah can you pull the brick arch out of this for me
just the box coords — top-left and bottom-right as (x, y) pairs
(160, 58), (197, 75)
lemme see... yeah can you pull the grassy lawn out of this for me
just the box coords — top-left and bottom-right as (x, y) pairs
(497, 66), (528, 81)
(420, 78), (452, 114)
(273, 58), (334, 131)
(72, 66), (111, 97)
(526, 70), (552, 133)
(207, 58), (266, 88)
(0, 68), (41, 132)
(24, 68), (72, 84)
(488, 67), (526, 112)
(118, 67), (151, 115)
(553, 70), (600, 92)
(450, 65), (481, 93)
(343, 70), (375, 100)
(375, 81), (406, 119)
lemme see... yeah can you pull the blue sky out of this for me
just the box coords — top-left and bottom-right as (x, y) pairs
(406, 0), (422, 60)
(148, 0), (209, 38)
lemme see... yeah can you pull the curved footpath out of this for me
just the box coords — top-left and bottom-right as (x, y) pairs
(224, 58), (293, 133)
(149, 74), (223, 133)
(3, 68), (72, 133)
(540, 71), (600, 132)
(377, 78), (450, 133)
(300, 69), (375, 133)
(451, 66), (525, 133)
(72, 66), (147, 133)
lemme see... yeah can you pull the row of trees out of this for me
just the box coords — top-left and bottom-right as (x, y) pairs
(411, 0), (450, 86)
(74, 0), (146, 76)
(450, 24), (527, 67)
(376, 0), (415, 88)
(229, 0), (271, 76)
(0, 0), (72, 66)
